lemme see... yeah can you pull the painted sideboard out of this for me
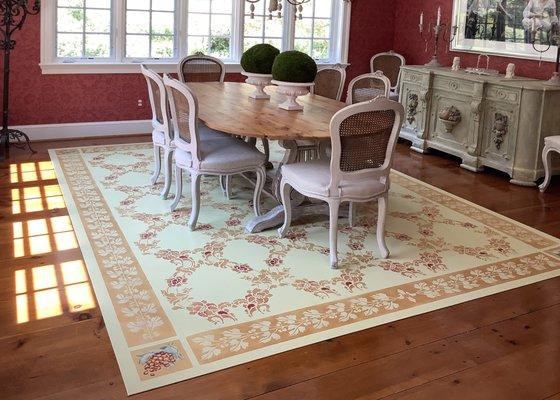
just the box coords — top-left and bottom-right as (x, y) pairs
(398, 66), (560, 186)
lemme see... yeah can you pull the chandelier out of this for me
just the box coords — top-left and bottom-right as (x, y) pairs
(246, 0), (312, 20)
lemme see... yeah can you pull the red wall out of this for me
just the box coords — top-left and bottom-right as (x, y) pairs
(393, 0), (557, 80)
(4, 0), (395, 126)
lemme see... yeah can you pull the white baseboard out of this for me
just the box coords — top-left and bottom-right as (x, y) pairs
(10, 119), (152, 141)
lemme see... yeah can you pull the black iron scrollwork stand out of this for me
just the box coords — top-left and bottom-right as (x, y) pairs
(0, 0), (40, 161)
(531, 22), (560, 86)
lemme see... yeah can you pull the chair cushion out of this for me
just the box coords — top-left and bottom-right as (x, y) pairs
(545, 136), (560, 148)
(282, 159), (387, 200)
(353, 88), (386, 103)
(175, 137), (266, 173)
(198, 121), (231, 141)
(152, 129), (167, 146)
(353, 88), (399, 103)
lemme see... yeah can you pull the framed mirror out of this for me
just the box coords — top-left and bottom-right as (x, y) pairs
(452, 0), (559, 61)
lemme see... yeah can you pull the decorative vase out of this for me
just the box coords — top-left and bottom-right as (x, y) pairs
(438, 106), (462, 133)
(271, 80), (315, 111)
(242, 72), (273, 99)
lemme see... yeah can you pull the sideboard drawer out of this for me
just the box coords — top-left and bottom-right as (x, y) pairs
(485, 86), (521, 105)
(432, 76), (475, 96)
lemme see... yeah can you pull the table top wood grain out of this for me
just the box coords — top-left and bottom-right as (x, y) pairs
(188, 82), (346, 141)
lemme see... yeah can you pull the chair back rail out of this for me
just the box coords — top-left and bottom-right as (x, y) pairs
(163, 75), (202, 164)
(370, 51), (406, 92)
(141, 65), (172, 144)
(177, 55), (226, 83)
(312, 66), (347, 101)
(328, 97), (404, 193)
(346, 72), (391, 105)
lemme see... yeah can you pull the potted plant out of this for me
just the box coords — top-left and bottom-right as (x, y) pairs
(241, 44), (280, 99)
(271, 51), (317, 111)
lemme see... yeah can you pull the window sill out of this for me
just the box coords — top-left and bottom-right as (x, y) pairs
(39, 61), (349, 75)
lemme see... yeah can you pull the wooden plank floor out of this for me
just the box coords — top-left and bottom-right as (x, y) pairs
(1, 136), (559, 400)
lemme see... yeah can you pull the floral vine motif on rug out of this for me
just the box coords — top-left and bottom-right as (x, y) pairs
(187, 252), (560, 363)
(391, 173), (556, 249)
(79, 146), (534, 327)
(56, 148), (177, 347)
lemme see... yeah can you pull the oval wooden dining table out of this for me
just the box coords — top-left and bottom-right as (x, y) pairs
(188, 82), (348, 233)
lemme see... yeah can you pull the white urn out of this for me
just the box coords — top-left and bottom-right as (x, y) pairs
(242, 72), (273, 100)
(271, 80), (315, 111)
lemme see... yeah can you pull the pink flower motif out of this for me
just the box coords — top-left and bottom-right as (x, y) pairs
(349, 242), (364, 251)
(167, 276), (187, 287)
(233, 264), (253, 273)
(287, 231), (306, 241)
(140, 232), (155, 240)
(226, 218), (241, 227)
(419, 228), (434, 236)
(394, 233), (412, 241)
(266, 257), (283, 267)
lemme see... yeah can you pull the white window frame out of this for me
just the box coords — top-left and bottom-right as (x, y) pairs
(40, 0), (352, 75)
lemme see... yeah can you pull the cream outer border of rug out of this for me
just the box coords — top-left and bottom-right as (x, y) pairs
(48, 145), (560, 396)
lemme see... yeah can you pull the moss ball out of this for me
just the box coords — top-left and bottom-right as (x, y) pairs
(241, 44), (280, 74)
(272, 51), (318, 83)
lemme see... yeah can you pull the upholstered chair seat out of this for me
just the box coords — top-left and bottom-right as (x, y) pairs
(174, 139), (266, 173)
(282, 159), (387, 199)
(352, 87), (399, 103)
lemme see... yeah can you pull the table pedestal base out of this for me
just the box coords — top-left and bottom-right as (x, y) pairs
(246, 202), (349, 234)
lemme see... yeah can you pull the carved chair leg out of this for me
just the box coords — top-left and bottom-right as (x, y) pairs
(188, 172), (202, 231)
(349, 202), (357, 227)
(170, 165), (183, 212)
(161, 149), (173, 200)
(253, 166), (266, 216)
(278, 179), (292, 238)
(151, 145), (161, 185)
(376, 193), (390, 259)
(328, 200), (341, 269)
(539, 146), (554, 192)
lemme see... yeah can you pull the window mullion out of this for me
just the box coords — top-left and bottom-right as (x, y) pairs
(284, 2), (295, 51)
(232, 0), (244, 62)
(115, 0), (124, 62)
(179, 0), (188, 58)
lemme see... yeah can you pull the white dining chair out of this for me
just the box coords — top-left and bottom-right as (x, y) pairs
(141, 65), (174, 199)
(278, 97), (405, 269)
(539, 136), (560, 192)
(178, 54), (226, 83)
(370, 51), (406, 101)
(346, 72), (392, 105)
(312, 65), (347, 101)
(163, 75), (267, 230)
(141, 65), (232, 200)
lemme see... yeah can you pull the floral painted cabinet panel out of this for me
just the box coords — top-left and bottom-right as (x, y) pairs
(398, 66), (560, 186)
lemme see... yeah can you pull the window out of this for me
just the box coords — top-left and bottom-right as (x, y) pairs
(125, 0), (177, 59)
(187, 0), (234, 59)
(42, 0), (351, 73)
(295, 0), (333, 61)
(56, 0), (112, 58)
(243, 0), (284, 51)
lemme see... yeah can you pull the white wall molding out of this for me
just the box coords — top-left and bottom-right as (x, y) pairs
(11, 120), (152, 141)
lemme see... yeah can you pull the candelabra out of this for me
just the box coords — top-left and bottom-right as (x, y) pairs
(246, 0), (350, 20)
(419, 7), (458, 68)
(531, 24), (560, 86)
(0, 0), (41, 161)
(246, 0), (310, 20)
